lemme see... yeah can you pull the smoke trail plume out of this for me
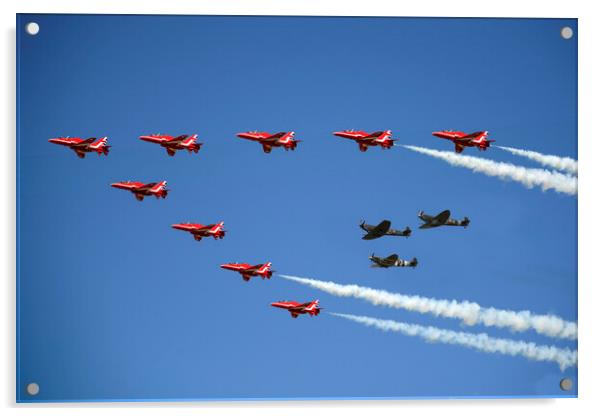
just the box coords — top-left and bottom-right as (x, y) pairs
(280, 275), (577, 340)
(332, 313), (577, 370)
(401, 145), (577, 196)
(495, 146), (578, 175)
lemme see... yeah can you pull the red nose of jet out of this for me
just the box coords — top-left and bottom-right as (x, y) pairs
(48, 138), (62, 144)
(110, 182), (130, 190)
(432, 131), (452, 139)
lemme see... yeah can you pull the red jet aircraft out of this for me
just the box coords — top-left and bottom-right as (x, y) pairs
(220, 262), (273, 281)
(236, 131), (300, 153)
(48, 136), (110, 158)
(271, 299), (321, 319)
(111, 180), (168, 201)
(171, 221), (226, 242)
(333, 129), (397, 152)
(432, 130), (494, 153)
(139, 134), (202, 156)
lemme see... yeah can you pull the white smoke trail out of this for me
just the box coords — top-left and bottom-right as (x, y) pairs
(332, 313), (577, 370)
(280, 275), (577, 340)
(495, 146), (578, 175)
(401, 145), (577, 196)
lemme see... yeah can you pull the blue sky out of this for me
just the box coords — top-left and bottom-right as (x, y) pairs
(17, 14), (577, 401)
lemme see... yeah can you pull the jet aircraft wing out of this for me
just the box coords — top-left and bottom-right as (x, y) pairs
(71, 138), (96, 147)
(257, 132), (287, 143)
(287, 304), (309, 312)
(454, 136), (475, 143)
(72, 149), (86, 158)
(169, 134), (189, 142)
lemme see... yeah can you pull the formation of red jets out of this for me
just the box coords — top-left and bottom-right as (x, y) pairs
(48, 127), (494, 319)
(49, 129), (495, 157)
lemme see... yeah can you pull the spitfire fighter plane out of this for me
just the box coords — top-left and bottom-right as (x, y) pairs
(360, 220), (411, 240)
(418, 210), (470, 229)
(139, 134), (202, 156)
(333, 129), (397, 152)
(110, 180), (168, 201)
(220, 262), (274, 281)
(48, 136), (110, 158)
(271, 299), (321, 319)
(369, 253), (418, 268)
(432, 130), (494, 153)
(236, 131), (300, 153)
(171, 221), (226, 241)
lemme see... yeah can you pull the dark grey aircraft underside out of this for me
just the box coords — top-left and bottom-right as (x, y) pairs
(418, 209), (470, 229)
(360, 220), (411, 240)
(369, 253), (418, 268)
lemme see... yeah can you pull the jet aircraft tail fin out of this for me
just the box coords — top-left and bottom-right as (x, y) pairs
(182, 134), (198, 146)
(150, 181), (168, 193)
(90, 137), (109, 149)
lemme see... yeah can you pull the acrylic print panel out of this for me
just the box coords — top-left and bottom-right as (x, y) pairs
(16, 14), (578, 402)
